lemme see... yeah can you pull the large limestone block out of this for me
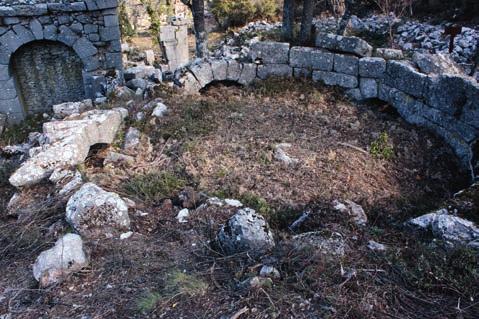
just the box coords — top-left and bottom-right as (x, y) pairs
(66, 183), (130, 238)
(384, 60), (427, 98)
(189, 62), (214, 88)
(238, 63), (257, 85)
(211, 59), (228, 81)
(257, 64), (293, 80)
(313, 71), (358, 88)
(359, 57), (386, 78)
(33, 233), (88, 287)
(9, 108), (126, 187)
(315, 33), (372, 57)
(249, 41), (290, 64)
(334, 54), (359, 76)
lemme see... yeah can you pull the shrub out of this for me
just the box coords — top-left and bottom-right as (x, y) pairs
(123, 171), (186, 203)
(370, 132), (394, 160)
(211, 0), (278, 28)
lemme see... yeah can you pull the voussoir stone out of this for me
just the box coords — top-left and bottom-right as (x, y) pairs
(66, 183), (131, 238)
(9, 108), (126, 187)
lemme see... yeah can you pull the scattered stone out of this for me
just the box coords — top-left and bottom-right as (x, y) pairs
(224, 199), (243, 207)
(58, 170), (83, 196)
(6, 192), (21, 215)
(375, 48), (404, 60)
(120, 231), (133, 240)
(49, 168), (75, 184)
(9, 108), (126, 187)
(126, 78), (148, 91)
(247, 276), (273, 289)
(217, 208), (275, 256)
(177, 208), (190, 223)
(367, 240), (387, 252)
(66, 183), (131, 238)
(292, 231), (347, 257)
(259, 265), (280, 279)
(33, 233), (88, 287)
(407, 209), (479, 246)
(151, 102), (168, 117)
(144, 50), (155, 65)
(123, 127), (141, 153)
(274, 143), (299, 165)
(104, 151), (135, 166)
(412, 52), (464, 75)
(333, 200), (367, 226)
(52, 99), (93, 118)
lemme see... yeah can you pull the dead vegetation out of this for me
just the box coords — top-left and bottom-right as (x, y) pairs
(1, 78), (477, 318)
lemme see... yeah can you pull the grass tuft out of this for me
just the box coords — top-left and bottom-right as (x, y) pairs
(123, 171), (186, 203)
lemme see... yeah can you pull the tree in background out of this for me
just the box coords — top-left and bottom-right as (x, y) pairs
(282, 0), (295, 41)
(180, 0), (208, 58)
(337, 0), (353, 35)
(299, 0), (315, 45)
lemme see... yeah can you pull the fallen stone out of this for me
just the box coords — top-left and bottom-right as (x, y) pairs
(407, 209), (479, 246)
(126, 78), (148, 91)
(274, 143), (299, 165)
(259, 265), (280, 279)
(144, 49), (155, 65)
(124, 65), (156, 81)
(367, 240), (387, 252)
(151, 102), (168, 117)
(375, 48), (404, 60)
(188, 61), (214, 88)
(217, 208), (275, 256)
(292, 231), (347, 257)
(58, 170), (83, 196)
(224, 199), (243, 207)
(177, 208), (189, 223)
(33, 233), (88, 287)
(52, 99), (93, 118)
(315, 33), (372, 57)
(66, 183), (131, 238)
(412, 52), (464, 75)
(104, 151), (135, 166)
(333, 200), (367, 226)
(123, 127), (141, 154)
(9, 108), (126, 187)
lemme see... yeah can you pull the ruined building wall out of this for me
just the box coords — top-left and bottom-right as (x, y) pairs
(0, 0), (124, 123)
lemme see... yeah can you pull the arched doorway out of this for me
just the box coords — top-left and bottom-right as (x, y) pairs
(10, 41), (85, 114)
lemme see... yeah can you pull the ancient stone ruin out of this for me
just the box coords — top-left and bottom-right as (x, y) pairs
(0, 0), (123, 123)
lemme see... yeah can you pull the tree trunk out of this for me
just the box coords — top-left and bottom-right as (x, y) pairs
(337, 0), (352, 35)
(299, 0), (314, 45)
(191, 0), (208, 58)
(282, 0), (295, 41)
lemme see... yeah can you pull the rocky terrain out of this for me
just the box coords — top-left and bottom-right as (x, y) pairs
(1, 10), (479, 319)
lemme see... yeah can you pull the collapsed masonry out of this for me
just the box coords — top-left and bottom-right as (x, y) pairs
(0, 0), (124, 123)
(176, 34), (479, 180)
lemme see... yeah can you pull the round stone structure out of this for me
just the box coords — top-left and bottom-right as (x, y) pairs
(0, 0), (123, 123)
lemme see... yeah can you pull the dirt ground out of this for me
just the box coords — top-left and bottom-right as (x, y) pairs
(1, 79), (478, 319)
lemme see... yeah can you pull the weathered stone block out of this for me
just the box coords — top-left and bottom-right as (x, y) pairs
(312, 71), (358, 88)
(290, 46), (313, 68)
(311, 50), (334, 71)
(384, 60), (427, 98)
(104, 52), (122, 69)
(360, 78), (378, 99)
(58, 25), (78, 46)
(189, 62), (214, 88)
(104, 14), (119, 27)
(29, 19), (43, 40)
(250, 41), (290, 64)
(238, 63), (257, 85)
(99, 26), (120, 41)
(359, 57), (386, 78)
(334, 54), (359, 76)
(43, 25), (58, 41)
(425, 74), (475, 116)
(227, 60), (242, 81)
(211, 59), (228, 81)
(0, 78), (17, 100)
(293, 68), (311, 78)
(315, 33), (372, 57)
(73, 37), (97, 58)
(257, 64), (293, 80)
(375, 48), (404, 60)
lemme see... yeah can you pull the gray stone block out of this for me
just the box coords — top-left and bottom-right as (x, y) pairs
(29, 19), (43, 40)
(104, 15), (119, 27)
(238, 63), (257, 85)
(315, 33), (372, 57)
(293, 68), (311, 78)
(257, 64), (293, 80)
(359, 57), (386, 78)
(211, 59), (228, 81)
(0, 30), (22, 53)
(70, 23), (84, 34)
(346, 88), (364, 101)
(0, 78), (16, 100)
(334, 54), (359, 76)
(43, 25), (58, 41)
(311, 50), (334, 71)
(99, 26), (121, 41)
(0, 97), (22, 120)
(105, 52), (122, 69)
(189, 62), (214, 88)
(360, 78), (378, 99)
(73, 37), (98, 58)
(0, 65), (9, 80)
(58, 25), (78, 46)
(0, 45), (11, 65)
(312, 71), (358, 88)
(375, 48), (404, 60)
(290, 46), (314, 68)
(3, 17), (20, 25)
(384, 60), (427, 98)
(250, 41), (290, 64)
(95, 0), (118, 9)
(12, 24), (34, 46)
(84, 24), (98, 34)
(83, 57), (100, 72)
(226, 60), (242, 81)
(425, 74), (475, 116)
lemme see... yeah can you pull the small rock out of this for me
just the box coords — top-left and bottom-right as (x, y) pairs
(292, 231), (347, 257)
(224, 199), (243, 207)
(66, 183), (131, 238)
(104, 151), (135, 166)
(274, 143), (299, 165)
(144, 50), (155, 65)
(218, 208), (275, 256)
(33, 233), (88, 287)
(259, 265), (280, 279)
(52, 99), (93, 118)
(58, 171), (83, 196)
(248, 276), (273, 289)
(367, 240), (387, 251)
(151, 102), (168, 118)
(49, 168), (75, 184)
(123, 127), (141, 153)
(333, 200), (367, 226)
(177, 208), (190, 223)
(120, 231), (134, 240)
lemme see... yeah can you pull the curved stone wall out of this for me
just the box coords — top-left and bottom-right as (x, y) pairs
(0, 0), (123, 123)
(177, 34), (479, 179)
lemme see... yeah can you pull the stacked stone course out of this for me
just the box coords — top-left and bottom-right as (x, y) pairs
(179, 33), (479, 178)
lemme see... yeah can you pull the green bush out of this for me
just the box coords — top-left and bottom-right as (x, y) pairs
(211, 0), (278, 28)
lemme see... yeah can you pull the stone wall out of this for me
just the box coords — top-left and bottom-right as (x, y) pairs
(0, 0), (123, 123)
(178, 34), (479, 179)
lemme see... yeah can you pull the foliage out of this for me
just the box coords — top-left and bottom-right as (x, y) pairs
(118, 0), (136, 38)
(239, 192), (272, 216)
(370, 132), (394, 159)
(124, 171), (186, 203)
(210, 0), (278, 28)
(0, 113), (44, 147)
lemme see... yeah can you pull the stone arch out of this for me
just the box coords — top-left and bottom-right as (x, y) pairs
(10, 40), (86, 115)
